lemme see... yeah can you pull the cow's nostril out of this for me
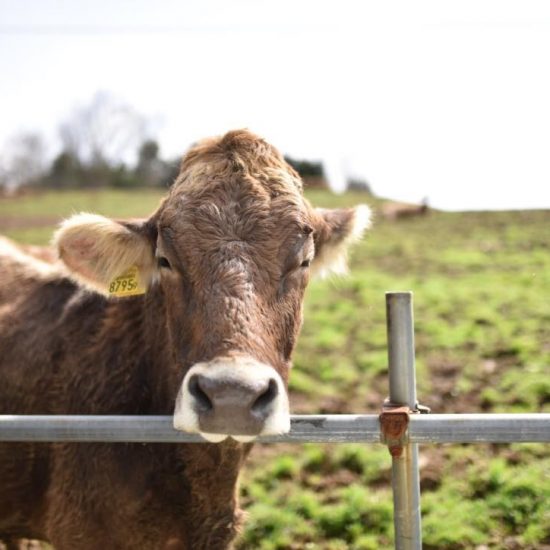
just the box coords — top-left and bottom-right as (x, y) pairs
(188, 374), (213, 413)
(251, 378), (278, 414)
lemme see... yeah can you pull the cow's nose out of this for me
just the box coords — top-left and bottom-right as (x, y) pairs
(188, 372), (278, 434)
(173, 355), (290, 441)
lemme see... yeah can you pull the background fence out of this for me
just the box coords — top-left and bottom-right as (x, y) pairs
(1, 292), (549, 549)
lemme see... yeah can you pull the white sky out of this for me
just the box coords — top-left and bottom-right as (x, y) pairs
(1, 0), (550, 210)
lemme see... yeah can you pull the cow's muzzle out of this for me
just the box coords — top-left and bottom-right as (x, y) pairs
(173, 355), (290, 442)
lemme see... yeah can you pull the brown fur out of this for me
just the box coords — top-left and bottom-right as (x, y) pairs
(381, 200), (429, 220)
(0, 130), (370, 549)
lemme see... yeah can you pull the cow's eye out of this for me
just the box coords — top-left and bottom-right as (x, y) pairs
(300, 259), (312, 269)
(158, 256), (171, 269)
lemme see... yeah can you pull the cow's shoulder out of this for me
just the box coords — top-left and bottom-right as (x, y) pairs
(0, 236), (63, 302)
(0, 236), (78, 321)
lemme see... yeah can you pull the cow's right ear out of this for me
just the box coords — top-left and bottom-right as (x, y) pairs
(53, 213), (156, 296)
(310, 204), (371, 278)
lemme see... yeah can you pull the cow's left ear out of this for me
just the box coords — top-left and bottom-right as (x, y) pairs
(53, 213), (156, 296)
(311, 204), (372, 278)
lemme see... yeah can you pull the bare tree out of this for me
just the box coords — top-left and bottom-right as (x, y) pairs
(0, 132), (47, 190)
(59, 91), (147, 168)
(135, 139), (175, 186)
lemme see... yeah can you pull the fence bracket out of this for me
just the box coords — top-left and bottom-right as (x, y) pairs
(380, 400), (431, 457)
(380, 403), (410, 457)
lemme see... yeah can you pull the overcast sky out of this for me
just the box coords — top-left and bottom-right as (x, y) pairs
(1, 0), (550, 210)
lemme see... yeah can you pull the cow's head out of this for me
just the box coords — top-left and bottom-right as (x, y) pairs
(54, 130), (371, 442)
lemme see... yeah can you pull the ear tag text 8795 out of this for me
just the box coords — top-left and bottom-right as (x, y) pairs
(108, 265), (146, 297)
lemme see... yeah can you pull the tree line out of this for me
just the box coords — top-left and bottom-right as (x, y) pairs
(0, 92), (372, 194)
(0, 93), (179, 192)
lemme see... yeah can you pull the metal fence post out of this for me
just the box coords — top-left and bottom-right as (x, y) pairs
(385, 291), (423, 550)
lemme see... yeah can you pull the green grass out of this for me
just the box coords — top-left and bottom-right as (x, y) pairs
(0, 188), (165, 244)
(1, 188), (549, 549)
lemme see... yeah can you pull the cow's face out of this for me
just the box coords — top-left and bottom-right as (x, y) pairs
(55, 130), (371, 442)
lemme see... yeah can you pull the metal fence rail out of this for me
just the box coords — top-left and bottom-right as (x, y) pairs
(0, 414), (381, 443)
(1, 291), (549, 550)
(2, 413), (549, 443)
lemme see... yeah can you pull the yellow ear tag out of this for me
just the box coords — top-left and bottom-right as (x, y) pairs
(108, 265), (146, 297)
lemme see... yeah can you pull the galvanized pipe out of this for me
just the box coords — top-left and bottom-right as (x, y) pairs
(387, 292), (418, 409)
(0, 414), (381, 443)
(386, 291), (423, 550)
(410, 413), (550, 443)
(1, 413), (548, 443)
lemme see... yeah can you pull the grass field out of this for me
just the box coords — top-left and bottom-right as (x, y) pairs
(1, 188), (549, 549)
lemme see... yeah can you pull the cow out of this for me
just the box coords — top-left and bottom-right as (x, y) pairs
(381, 199), (429, 221)
(0, 129), (371, 550)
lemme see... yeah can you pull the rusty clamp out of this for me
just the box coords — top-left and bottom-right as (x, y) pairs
(379, 400), (431, 458)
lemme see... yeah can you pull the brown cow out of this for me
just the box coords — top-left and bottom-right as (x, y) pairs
(0, 130), (371, 549)
(381, 199), (429, 221)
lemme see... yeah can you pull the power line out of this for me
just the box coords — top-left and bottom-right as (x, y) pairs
(0, 23), (330, 36)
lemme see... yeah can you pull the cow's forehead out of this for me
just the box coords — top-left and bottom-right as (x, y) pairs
(156, 129), (311, 245)
(159, 183), (308, 240)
